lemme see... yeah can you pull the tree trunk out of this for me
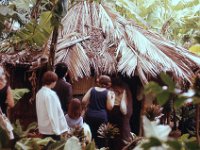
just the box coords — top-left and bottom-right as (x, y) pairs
(48, 26), (59, 70)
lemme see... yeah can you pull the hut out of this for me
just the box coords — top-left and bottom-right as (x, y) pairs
(55, 1), (200, 134)
(0, 50), (48, 126)
(0, 0), (199, 134)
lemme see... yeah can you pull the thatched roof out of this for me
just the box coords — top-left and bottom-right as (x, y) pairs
(56, 1), (200, 84)
(0, 51), (48, 70)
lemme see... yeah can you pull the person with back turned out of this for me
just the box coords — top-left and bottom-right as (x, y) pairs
(36, 71), (69, 140)
(53, 62), (72, 114)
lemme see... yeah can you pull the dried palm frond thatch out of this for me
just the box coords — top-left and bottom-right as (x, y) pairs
(56, 1), (200, 83)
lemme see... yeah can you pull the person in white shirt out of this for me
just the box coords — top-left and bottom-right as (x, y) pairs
(36, 71), (69, 140)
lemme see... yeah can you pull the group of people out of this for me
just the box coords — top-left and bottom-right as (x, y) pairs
(0, 63), (132, 149)
(36, 62), (133, 149)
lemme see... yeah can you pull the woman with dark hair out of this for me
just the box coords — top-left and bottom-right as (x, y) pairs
(82, 75), (115, 148)
(108, 78), (133, 150)
(36, 71), (69, 140)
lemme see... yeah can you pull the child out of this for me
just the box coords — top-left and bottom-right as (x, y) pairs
(65, 98), (83, 128)
(65, 98), (92, 142)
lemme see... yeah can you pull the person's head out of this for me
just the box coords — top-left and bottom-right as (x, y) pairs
(42, 71), (58, 88)
(55, 62), (68, 78)
(97, 75), (112, 88)
(68, 98), (82, 119)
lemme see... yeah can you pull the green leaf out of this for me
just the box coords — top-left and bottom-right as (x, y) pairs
(160, 72), (175, 92)
(141, 137), (162, 150)
(144, 82), (162, 95)
(166, 140), (182, 150)
(11, 88), (30, 104)
(174, 96), (187, 108)
(179, 134), (190, 141)
(156, 91), (170, 106)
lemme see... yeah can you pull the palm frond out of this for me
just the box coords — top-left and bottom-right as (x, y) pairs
(55, 1), (200, 83)
(63, 43), (90, 80)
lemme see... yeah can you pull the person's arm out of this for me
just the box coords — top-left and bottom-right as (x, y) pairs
(106, 91), (115, 111)
(82, 88), (92, 109)
(6, 86), (14, 108)
(120, 90), (127, 115)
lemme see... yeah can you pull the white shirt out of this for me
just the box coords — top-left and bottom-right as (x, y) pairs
(36, 86), (69, 135)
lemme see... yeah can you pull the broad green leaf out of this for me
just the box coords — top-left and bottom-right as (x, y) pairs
(156, 91), (170, 106)
(144, 82), (162, 95)
(160, 72), (175, 92)
(189, 44), (200, 56)
(39, 11), (53, 33)
(179, 134), (190, 141)
(174, 96), (187, 108)
(166, 140), (182, 150)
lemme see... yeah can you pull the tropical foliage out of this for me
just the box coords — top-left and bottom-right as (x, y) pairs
(144, 72), (200, 108)
(0, 0), (64, 53)
(109, 0), (200, 46)
(11, 88), (30, 104)
(133, 116), (200, 150)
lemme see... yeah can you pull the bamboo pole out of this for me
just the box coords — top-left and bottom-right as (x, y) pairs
(57, 36), (91, 52)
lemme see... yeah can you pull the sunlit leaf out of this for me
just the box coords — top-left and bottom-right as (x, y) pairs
(189, 44), (200, 56)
